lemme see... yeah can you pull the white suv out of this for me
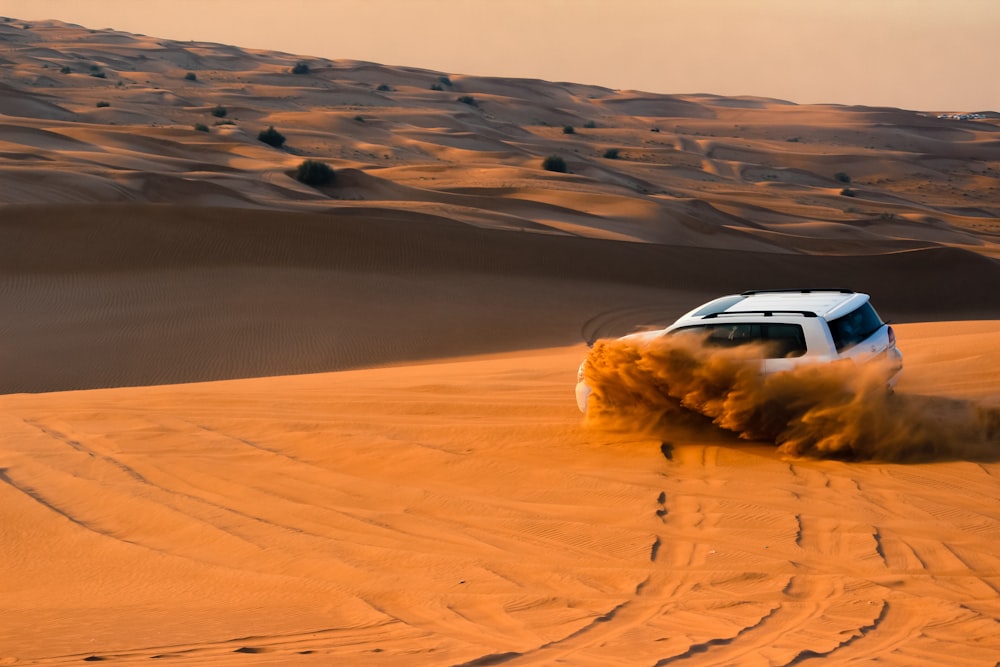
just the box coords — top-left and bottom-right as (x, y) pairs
(576, 289), (903, 412)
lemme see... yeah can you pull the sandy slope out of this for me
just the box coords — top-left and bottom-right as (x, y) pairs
(0, 20), (999, 255)
(1, 323), (999, 666)
(1, 203), (999, 394)
(2, 17), (1000, 667)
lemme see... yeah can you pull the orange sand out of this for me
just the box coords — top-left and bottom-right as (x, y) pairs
(1, 18), (999, 666)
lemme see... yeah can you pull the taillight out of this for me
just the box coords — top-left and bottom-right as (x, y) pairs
(887, 325), (896, 347)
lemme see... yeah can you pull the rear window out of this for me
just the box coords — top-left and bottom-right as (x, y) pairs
(828, 302), (883, 351)
(671, 322), (807, 358)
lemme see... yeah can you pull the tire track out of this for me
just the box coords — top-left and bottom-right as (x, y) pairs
(783, 601), (890, 666)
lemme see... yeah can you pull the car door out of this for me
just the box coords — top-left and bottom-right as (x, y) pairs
(761, 322), (808, 376)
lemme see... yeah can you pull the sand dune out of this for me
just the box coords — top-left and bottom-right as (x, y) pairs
(2, 325), (999, 665)
(1, 17), (999, 666)
(1, 203), (998, 394)
(0, 19), (998, 253)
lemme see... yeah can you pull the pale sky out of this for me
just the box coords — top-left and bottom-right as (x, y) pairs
(5, 0), (999, 111)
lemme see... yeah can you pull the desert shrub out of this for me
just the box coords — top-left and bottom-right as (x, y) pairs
(211, 104), (227, 118)
(194, 123), (209, 132)
(563, 125), (575, 134)
(258, 125), (286, 148)
(376, 83), (392, 92)
(295, 159), (335, 186)
(786, 136), (801, 142)
(214, 119), (235, 126)
(60, 66), (72, 74)
(840, 187), (857, 197)
(96, 101), (110, 108)
(291, 62), (310, 75)
(430, 83), (443, 91)
(834, 172), (851, 183)
(542, 155), (567, 173)
(438, 76), (452, 87)
(603, 148), (620, 159)
(90, 71), (107, 79)
(584, 120), (597, 129)
(184, 72), (197, 81)
(354, 115), (366, 122)
(457, 95), (478, 107)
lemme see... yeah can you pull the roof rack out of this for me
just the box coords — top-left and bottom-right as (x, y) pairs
(704, 310), (818, 319)
(740, 288), (854, 296)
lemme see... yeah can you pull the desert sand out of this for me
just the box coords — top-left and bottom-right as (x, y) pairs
(1, 18), (999, 666)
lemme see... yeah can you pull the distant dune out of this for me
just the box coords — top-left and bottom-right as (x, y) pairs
(1, 18), (999, 666)
(1, 20), (998, 390)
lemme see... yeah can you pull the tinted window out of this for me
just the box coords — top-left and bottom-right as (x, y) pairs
(671, 323), (806, 358)
(828, 302), (883, 351)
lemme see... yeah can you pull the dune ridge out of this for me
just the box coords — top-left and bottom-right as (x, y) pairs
(1, 203), (998, 393)
(1, 19), (998, 392)
(0, 20), (998, 252)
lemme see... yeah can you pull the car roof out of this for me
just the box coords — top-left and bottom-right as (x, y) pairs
(676, 289), (870, 322)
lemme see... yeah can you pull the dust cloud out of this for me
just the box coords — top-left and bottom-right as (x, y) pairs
(582, 334), (999, 462)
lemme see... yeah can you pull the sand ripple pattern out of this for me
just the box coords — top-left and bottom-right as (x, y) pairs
(2, 346), (999, 665)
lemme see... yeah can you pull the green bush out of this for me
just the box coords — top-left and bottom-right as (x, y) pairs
(258, 125), (286, 148)
(583, 120), (597, 129)
(96, 101), (110, 108)
(184, 72), (197, 81)
(542, 155), (567, 173)
(194, 123), (209, 132)
(295, 159), (335, 186)
(430, 83), (443, 91)
(457, 95), (478, 107)
(354, 115), (366, 122)
(840, 187), (857, 197)
(834, 172), (851, 183)
(563, 125), (575, 135)
(211, 104), (227, 118)
(438, 76), (453, 87)
(291, 62), (310, 75)
(603, 148), (620, 159)
(60, 66), (72, 74)
(376, 83), (392, 92)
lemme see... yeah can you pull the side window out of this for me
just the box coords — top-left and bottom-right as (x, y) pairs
(707, 323), (758, 345)
(672, 323), (805, 358)
(762, 323), (807, 358)
(828, 303), (883, 351)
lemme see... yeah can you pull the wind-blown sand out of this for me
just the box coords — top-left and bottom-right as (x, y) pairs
(1, 18), (999, 666)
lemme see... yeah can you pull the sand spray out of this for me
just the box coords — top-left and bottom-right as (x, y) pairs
(583, 335), (999, 462)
